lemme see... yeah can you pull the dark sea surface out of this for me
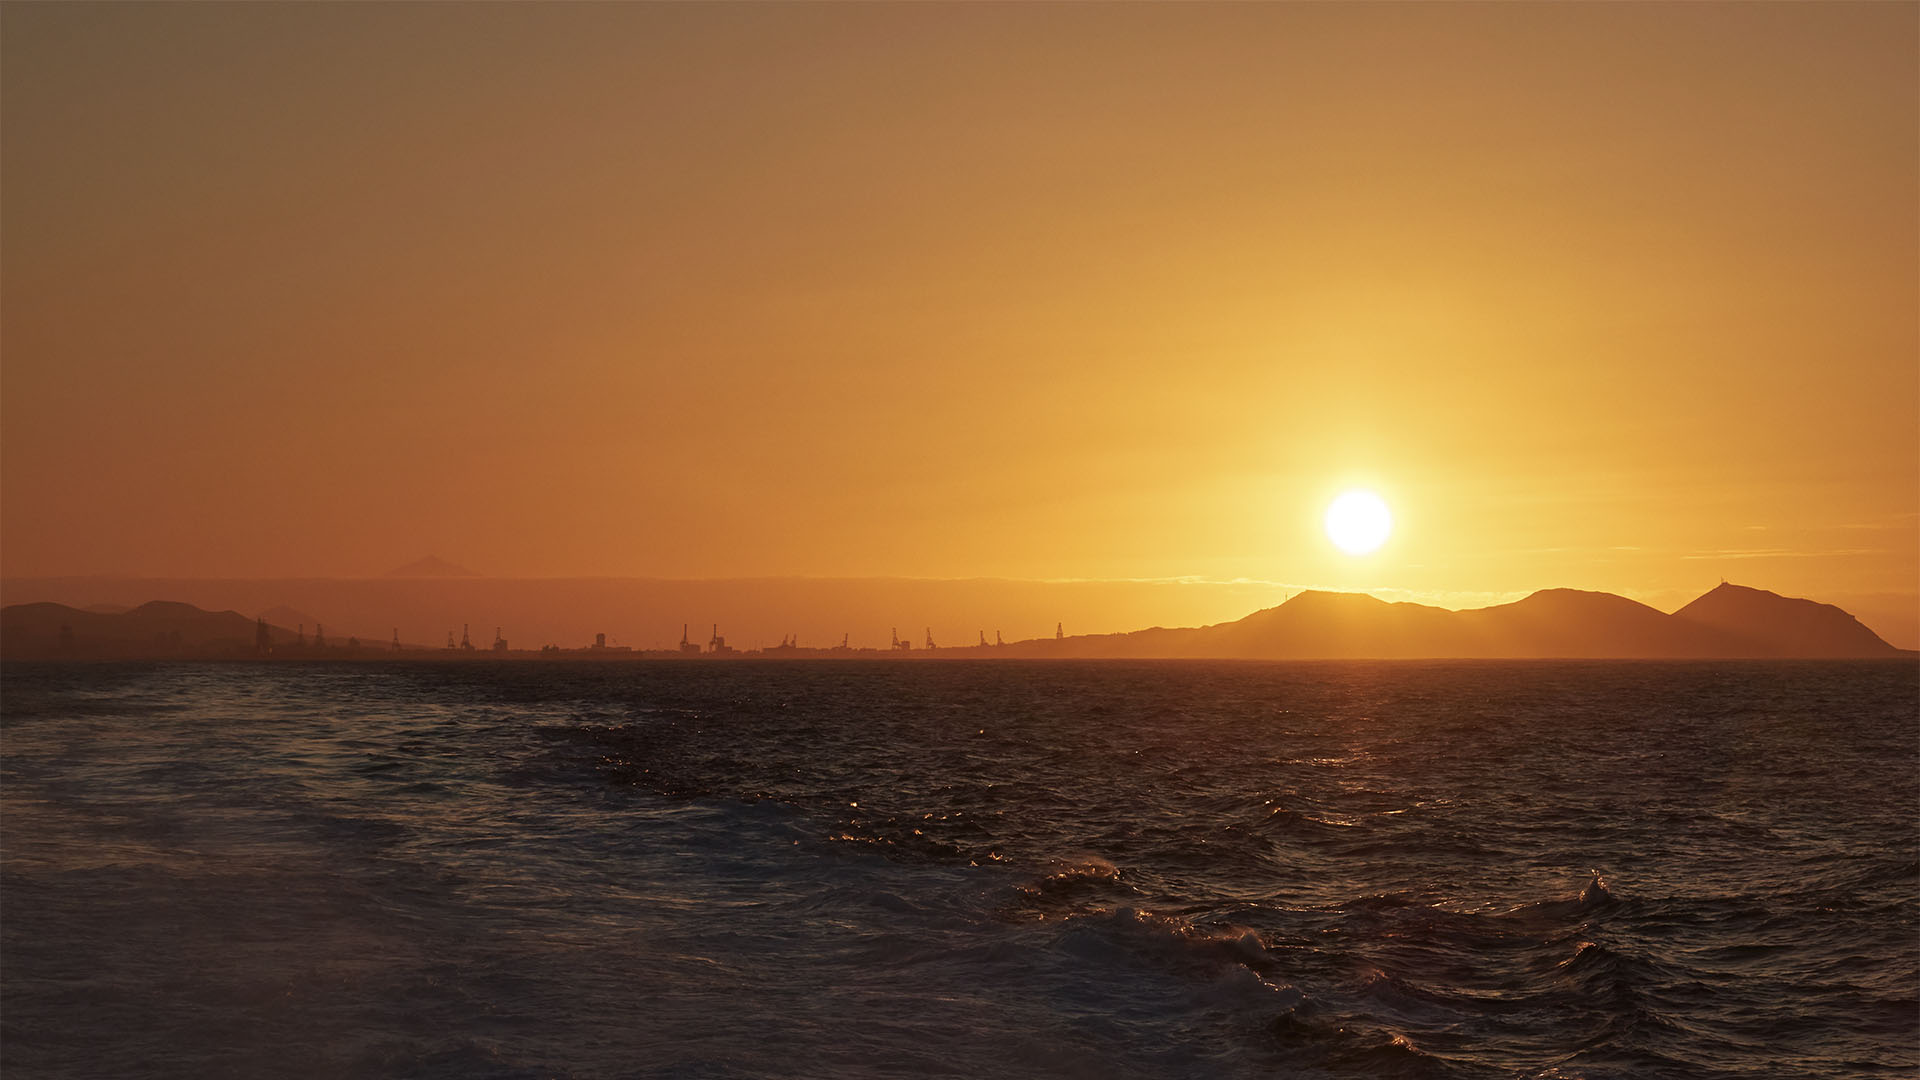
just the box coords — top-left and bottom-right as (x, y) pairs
(2, 660), (1915, 1079)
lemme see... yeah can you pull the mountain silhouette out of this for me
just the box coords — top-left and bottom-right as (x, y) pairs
(1673, 583), (1899, 658)
(1009, 583), (1906, 659)
(1455, 588), (1744, 658)
(0, 583), (1906, 660)
(0, 600), (291, 658)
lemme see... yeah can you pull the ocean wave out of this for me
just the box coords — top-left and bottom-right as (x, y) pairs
(8, 660), (1913, 1079)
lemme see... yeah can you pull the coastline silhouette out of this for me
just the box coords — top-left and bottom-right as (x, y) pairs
(2, 583), (1904, 661)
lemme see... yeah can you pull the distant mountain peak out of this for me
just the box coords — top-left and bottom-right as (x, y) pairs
(1282, 589), (1391, 608)
(1511, 588), (1662, 612)
(1673, 581), (1893, 658)
(1684, 581), (1817, 614)
(1702, 581), (1774, 599)
(129, 600), (213, 617)
(383, 555), (477, 578)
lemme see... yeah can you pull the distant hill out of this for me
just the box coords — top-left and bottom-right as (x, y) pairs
(0, 601), (290, 658)
(1003, 583), (1907, 660)
(1456, 588), (1747, 658)
(1672, 583), (1899, 658)
(384, 556), (477, 578)
(0, 601), (438, 657)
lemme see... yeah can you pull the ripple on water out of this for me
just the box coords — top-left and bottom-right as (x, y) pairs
(1, 658), (1914, 1079)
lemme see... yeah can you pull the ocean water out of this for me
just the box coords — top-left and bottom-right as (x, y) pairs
(1, 660), (1914, 1079)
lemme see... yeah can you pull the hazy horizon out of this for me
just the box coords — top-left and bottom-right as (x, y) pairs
(5, 568), (1913, 652)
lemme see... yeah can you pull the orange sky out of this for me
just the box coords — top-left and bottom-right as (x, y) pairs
(3, 4), (1915, 638)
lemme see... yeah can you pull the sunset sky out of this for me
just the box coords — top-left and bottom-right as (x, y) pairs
(4, 4), (1915, 641)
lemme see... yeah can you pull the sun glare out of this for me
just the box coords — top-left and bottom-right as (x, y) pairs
(1325, 490), (1392, 555)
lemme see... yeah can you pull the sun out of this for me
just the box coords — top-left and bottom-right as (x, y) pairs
(1325, 490), (1392, 555)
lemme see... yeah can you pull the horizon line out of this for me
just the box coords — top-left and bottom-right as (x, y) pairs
(8, 573), (1910, 621)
